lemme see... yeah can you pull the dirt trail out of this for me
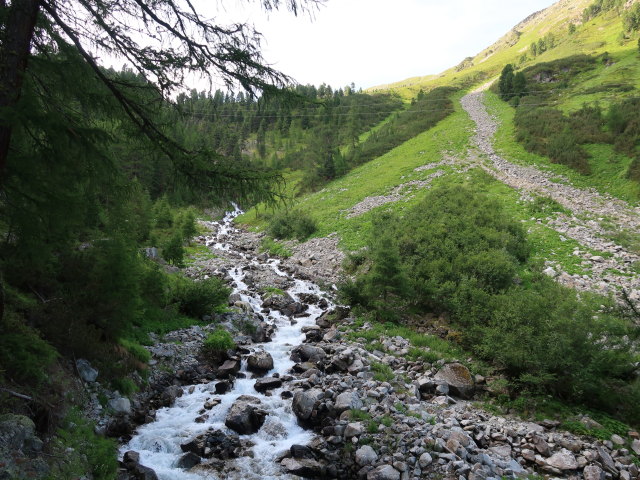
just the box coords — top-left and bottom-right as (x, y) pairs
(460, 91), (640, 299)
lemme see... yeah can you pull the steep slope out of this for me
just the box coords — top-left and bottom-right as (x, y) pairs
(370, 0), (638, 98)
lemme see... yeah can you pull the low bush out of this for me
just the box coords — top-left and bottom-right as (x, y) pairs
(171, 275), (230, 319)
(201, 328), (236, 362)
(267, 210), (317, 241)
(343, 184), (639, 421)
(0, 311), (58, 385)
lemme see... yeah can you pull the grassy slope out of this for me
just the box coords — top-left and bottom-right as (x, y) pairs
(370, 0), (638, 98)
(239, 0), (639, 270)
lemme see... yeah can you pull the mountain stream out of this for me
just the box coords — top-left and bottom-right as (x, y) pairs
(120, 207), (332, 479)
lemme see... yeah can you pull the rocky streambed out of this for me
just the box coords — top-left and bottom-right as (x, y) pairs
(103, 207), (640, 480)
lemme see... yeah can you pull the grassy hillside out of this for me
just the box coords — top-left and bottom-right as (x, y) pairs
(370, 0), (638, 98)
(238, 0), (640, 427)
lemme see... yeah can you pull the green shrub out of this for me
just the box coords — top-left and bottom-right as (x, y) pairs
(267, 210), (317, 241)
(0, 312), (58, 385)
(119, 338), (151, 363)
(371, 361), (395, 382)
(171, 275), (230, 319)
(153, 195), (173, 228)
(162, 231), (185, 266)
(179, 209), (198, 242)
(202, 328), (236, 362)
(51, 409), (118, 480)
(111, 377), (138, 396)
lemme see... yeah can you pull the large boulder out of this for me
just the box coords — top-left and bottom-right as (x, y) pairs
(434, 363), (475, 399)
(224, 395), (267, 434)
(0, 414), (48, 480)
(262, 292), (305, 316)
(247, 351), (274, 374)
(254, 377), (283, 393)
(281, 458), (325, 478)
(292, 389), (324, 424)
(160, 385), (184, 407)
(217, 359), (241, 378)
(291, 344), (326, 363)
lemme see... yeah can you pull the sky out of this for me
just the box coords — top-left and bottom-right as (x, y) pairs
(197, 0), (558, 90)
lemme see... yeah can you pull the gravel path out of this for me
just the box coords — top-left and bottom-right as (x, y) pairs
(460, 91), (640, 299)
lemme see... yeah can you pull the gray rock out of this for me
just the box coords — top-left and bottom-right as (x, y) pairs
(367, 464), (401, 480)
(597, 447), (617, 474)
(433, 363), (475, 399)
(161, 385), (184, 407)
(247, 351), (274, 374)
(291, 344), (326, 363)
(631, 439), (640, 456)
(217, 359), (241, 378)
(76, 358), (99, 382)
(292, 389), (323, 422)
(344, 422), (364, 438)
(177, 452), (201, 469)
(281, 457), (324, 477)
(611, 434), (625, 445)
(224, 395), (266, 435)
(108, 397), (131, 414)
(583, 465), (605, 480)
(418, 452), (433, 468)
(334, 391), (363, 413)
(546, 449), (578, 470)
(355, 445), (378, 466)
(254, 376), (283, 393)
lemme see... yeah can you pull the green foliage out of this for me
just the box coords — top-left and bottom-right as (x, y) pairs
(526, 195), (570, 217)
(349, 409), (372, 422)
(344, 87), (458, 170)
(344, 184), (639, 420)
(260, 237), (293, 258)
(583, 0), (623, 22)
(499, 64), (527, 101)
(119, 338), (151, 364)
(50, 409), (118, 480)
(267, 210), (317, 241)
(202, 328), (236, 362)
(171, 276), (230, 319)
(153, 196), (174, 229)
(370, 361), (395, 382)
(623, 2), (640, 32)
(179, 209), (198, 243)
(0, 312), (58, 385)
(111, 377), (138, 396)
(162, 231), (185, 266)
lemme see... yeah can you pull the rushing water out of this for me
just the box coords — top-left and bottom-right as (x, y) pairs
(121, 207), (331, 479)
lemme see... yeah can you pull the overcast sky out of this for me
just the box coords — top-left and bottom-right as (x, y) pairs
(200, 0), (557, 90)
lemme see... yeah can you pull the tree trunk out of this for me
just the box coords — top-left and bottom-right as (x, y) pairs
(0, 0), (41, 181)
